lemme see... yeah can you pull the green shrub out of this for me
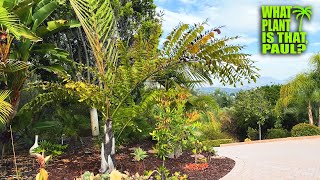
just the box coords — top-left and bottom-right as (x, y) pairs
(266, 128), (289, 139)
(202, 139), (233, 148)
(247, 127), (258, 140)
(34, 140), (68, 157)
(291, 123), (320, 137)
(131, 147), (148, 161)
(198, 122), (230, 141)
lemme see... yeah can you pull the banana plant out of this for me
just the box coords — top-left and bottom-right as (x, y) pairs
(0, 0), (80, 125)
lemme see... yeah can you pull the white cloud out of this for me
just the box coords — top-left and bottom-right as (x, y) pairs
(157, 7), (203, 33)
(229, 35), (258, 45)
(200, 1), (260, 34)
(156, 0), (320, 81)
(304, 22), (320, 33)
(252, 53), (312, 79)
(311, 42), (320, 46)
(178, 0), (196, 4)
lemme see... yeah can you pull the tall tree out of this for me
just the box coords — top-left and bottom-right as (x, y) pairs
(111, 0), (157, 45)
(277, 73), (316, 125)
(233, 90), (271, 140)
(68, 0), (259, 173)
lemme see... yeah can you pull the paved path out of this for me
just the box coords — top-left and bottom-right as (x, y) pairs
(215, 137), (320, 180)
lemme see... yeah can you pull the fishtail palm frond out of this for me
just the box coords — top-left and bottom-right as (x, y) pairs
(70, 0), (118, 75)
(0, 90), (13, 124)
(161, 23), (258, 86)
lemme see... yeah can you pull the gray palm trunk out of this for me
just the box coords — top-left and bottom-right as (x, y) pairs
(258, 123), (262, 140)
(90, 108), (99, 136)
(308, 100), (314, 125)
(100, 119), (115, 173)
(77, 28), (100, 137)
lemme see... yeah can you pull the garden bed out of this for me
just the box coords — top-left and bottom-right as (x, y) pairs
(1, 141), (235, 179)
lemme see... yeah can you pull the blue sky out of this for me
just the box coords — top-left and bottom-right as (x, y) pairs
(155, 0), (320, 82)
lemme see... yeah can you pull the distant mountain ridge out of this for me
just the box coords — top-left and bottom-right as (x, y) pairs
(197, 76), (288, 94)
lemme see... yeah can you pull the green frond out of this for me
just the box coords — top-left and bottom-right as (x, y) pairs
(306, 9), (312, 15)
(0, 90), (13, 124)
(277, 73), (316, 109)
(173, 24), (205, 59)
(137, 90), (162, 113)
(70, 0), (117, 75)
(295, 13), (303, 20)
(0, 59), (29, 73)
(163, 23), (189, 56)
(306, 6), (312, 11)
(305, 13), (311, 20)
(32, 0), (60, 30)
(0, 6), (41, 41)
(158, 24), (258, 87)
(292, 10), (301, 14)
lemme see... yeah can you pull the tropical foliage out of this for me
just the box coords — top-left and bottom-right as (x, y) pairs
(0, 90), (12, 124)
(4, 0), (310, 178)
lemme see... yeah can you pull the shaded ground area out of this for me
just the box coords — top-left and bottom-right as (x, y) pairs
(216, 136), (320, 180)
(1, 141), (234, 179)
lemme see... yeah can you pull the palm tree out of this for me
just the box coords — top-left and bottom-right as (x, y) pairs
(277, 53), (320, 126)
(293, 6), (312, 32)
(309, 54), (320, 126)
(277, 73), (316, 125)
(69, 0), (259, 173)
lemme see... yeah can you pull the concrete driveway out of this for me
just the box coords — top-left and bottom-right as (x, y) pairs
(215, 137), (320, 180)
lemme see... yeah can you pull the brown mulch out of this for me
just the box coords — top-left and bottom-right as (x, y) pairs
(1, 142), (235, 180)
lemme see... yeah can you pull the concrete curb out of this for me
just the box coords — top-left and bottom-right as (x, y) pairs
(220, 135), (320, 147)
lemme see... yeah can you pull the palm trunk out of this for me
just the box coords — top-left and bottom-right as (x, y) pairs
(90, 108), (100, 136)
(78, 28), (99, 137)
(308, 100), (314, 125)
(100, 118), (115, 173)
(258, 123), (262, 140)
(78, 28), (90, 82)
(299, 15), (304, 32)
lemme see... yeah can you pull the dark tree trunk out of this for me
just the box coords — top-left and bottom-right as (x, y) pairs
(100, 118), (115, 173)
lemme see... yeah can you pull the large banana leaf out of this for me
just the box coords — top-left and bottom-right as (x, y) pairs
(12, 0), (34, 25)
(0, 90), (13, 124)
(32, 0), (59, 30)
(36, 20), (81, 37)
(0, 6), (41, 41)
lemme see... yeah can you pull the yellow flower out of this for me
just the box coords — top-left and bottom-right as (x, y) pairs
(36, 168), (48, 180)
(109, 170), (124, 180)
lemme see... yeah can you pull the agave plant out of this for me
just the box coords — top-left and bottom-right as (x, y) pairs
(131, 147), (148, 161)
